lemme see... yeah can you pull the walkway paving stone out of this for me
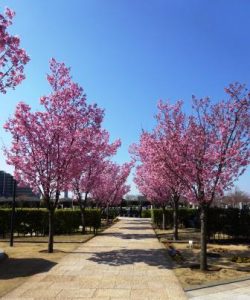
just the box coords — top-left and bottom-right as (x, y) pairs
(2, 217), (187, 300)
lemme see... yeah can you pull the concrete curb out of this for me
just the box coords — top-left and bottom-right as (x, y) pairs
(184, 276), (250, 292)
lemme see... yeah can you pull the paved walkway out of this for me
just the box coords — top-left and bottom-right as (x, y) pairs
(2, 217), (187, 300)
(187, 279), (250, 299)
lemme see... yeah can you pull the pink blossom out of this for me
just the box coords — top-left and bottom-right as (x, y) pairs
(0, 8), (29, 93)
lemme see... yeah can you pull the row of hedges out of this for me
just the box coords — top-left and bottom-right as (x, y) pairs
(207, 208), (250, 239)
(0, 208), (101, 237)
(151, 207), (250, 240)
(141, 209), (151, 218)
(152, 208), (199, 228)
(101, 207), (120, 219)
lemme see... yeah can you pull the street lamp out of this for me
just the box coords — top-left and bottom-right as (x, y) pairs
(9, 176), (16, 247)
(10, 135), (18, 247)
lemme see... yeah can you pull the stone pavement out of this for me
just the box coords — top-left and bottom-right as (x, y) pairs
(2, 217), (187, 300)
(186, 279), (250, 300)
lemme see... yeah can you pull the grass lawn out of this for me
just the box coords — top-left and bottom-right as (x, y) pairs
(155, 227), (250, 288)
(0, 233), (93, 297)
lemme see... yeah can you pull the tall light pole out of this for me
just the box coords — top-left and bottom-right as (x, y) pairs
(10, 135), (18, 247)
(9, 176), (16, 247)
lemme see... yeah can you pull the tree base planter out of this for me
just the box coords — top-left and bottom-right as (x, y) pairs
(190, 264), (221, 272)
(207, 252), (221, 258)
(231, 256), (250, 263)
(39, 249), (63, 253)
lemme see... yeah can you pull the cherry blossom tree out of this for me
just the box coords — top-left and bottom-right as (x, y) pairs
(0, 8), (29, 94)
(71, 130), (121, 233)
(153, 101), (190, 239)
(92, 161), (132, 224)
(132, 83), (249, 270)
(132, 102), (187, 239)
(145, 83), (249, 270)
(4, 59), (103, 252)
(181, 83), (250, 270)
(134, 162), (171, 230)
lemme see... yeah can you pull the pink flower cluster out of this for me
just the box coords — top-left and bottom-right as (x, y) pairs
(0, 8), (29, 94)
(92, 161), (133, 207)
(4, 59), (132, 208)
(132, 83), (250, 207)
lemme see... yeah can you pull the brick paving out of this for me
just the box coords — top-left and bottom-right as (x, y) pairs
(2, 217), (187, 300)
(186, 279), (250, 300)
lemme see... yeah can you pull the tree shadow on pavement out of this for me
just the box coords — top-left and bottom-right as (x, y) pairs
(0, 257), (57, 279)
(87, 248), (173, 269)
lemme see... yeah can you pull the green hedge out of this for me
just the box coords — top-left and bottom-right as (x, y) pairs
(151, 208), (197, 228)
(151, 207), (250, 240)
(101, 207), (120, 220)
(0, 208), (101, 237)
(141, 209), (151, 218)
(207, 208), (250, 239)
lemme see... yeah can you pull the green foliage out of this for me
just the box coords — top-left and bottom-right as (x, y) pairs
(54, 209), (80, 234)
(152, 209), (163, 227)
(0, 208), (11, 237)
(101, 207), (120, 220)
(84, 209), (101, 230)
(207, 207), (250, 239)
(0, 208), (101, 236)
(151, 207), (250, 240)
(141, 209), (151, 218)
(151, 208), (198, 228)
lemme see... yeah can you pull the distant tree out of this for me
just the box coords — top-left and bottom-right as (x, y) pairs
(71, 130), (121, 233)
(0, 8), (29, 94)
(217, 187), (250, 208)
(92, 161), (132, 224)
(132, 101), (187, 238)
(134, 158), (170, 230)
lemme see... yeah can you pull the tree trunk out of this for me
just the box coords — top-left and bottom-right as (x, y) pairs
(119, 203), (122, 216)
(78, 196), (86, 234)
(139, 204), (142, 218)
(48, 208), (54, 253)
(106, 204), (109, 225)
(173, 198), (179, 241)
(200, 204), (208, 271)
(162, 206), (166, 230)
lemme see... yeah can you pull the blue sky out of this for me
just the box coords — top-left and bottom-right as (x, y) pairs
(0, 0), (249, 194)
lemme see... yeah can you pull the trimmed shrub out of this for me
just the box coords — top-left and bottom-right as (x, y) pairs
(0, 209), (11, 238)
(151, 207), (211, 230)
(101, 207), (120, 220)
(0, 208), (101, 237)
(141, 209), (151, 218)
(151, 207), (250, 240)
(151, 209), (162, 227)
